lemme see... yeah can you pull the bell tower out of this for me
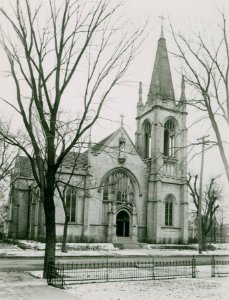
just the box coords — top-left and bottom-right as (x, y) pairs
(135, 26), (188, 244)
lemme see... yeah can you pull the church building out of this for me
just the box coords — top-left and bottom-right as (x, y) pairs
(5, 27), (188, 245)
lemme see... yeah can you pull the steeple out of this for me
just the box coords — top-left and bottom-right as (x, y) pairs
(147, 26), (175, 102)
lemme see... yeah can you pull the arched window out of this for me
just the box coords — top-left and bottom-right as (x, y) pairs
(164, 119), (175, 157)
(165, 194), (174, 226)
(143, 120), (151, 158)
(102, 170), (135, 203)
(66, 187), (77, 222)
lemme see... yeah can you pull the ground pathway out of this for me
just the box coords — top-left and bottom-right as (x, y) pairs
(0, 271), (80, 300)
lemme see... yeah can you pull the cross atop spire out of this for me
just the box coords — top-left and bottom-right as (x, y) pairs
(159, 14), (165, 39)
(120, 113), (125, 127)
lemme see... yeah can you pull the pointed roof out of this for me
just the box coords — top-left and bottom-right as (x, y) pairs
(147, 29), (175, 102)
(91, 126), (138, 155)
(91, 131), (115, 153)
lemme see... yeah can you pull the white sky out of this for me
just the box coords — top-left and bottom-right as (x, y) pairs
(0, 0), (229, 219)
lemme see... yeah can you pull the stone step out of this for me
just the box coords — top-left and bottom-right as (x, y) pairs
(114, 238), (141, 249)
(122, 242), (141, 249)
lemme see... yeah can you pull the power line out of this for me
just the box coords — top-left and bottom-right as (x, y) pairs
(197, 135), (209, 254)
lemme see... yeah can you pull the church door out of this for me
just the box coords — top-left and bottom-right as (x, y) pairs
(116, 210), (130, 237)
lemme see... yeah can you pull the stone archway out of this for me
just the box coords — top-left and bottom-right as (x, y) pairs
(116, 210), (130, 237)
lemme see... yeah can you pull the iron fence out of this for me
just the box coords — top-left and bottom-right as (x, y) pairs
(211, 255), (229, 277)
(47, 257), (196, 289)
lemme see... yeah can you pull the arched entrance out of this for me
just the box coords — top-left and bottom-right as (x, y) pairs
(116, 210), (130, 237)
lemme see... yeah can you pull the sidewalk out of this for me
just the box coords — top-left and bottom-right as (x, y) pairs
(0, 271), (81, 300)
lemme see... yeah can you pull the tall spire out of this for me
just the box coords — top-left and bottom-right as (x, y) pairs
(147, 23), (175, 102)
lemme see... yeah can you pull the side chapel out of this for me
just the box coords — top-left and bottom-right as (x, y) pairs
(6, 27), (188, 245)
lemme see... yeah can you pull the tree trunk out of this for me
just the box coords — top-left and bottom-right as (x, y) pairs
(61, 216), (69, 253)
(202, 234), (207, 251)
(208, 108), (229, 183)
(43, 188), (56, 279)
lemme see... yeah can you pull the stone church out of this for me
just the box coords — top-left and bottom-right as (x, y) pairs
(6, 28), (188, 245)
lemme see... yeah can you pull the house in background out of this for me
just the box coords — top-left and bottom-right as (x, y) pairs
(5, 27), (189, 246)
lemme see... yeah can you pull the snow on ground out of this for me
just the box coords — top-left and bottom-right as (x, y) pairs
(0, 241), (229, 257)
(65, 276), (229, 300)
(30, 266), (229, 300)
(1, 241), (229, 299)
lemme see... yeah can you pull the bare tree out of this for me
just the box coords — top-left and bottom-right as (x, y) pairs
(187, 173), (222, 250)
(55, 141), (86, 253)
(0, 0), (143, 277)
(170, 13), (229, 183)
(0, 186), (8, 238)
(56, 137), (129, 253)
(0, 126), (18, 183)
(0, 131), (17, 239)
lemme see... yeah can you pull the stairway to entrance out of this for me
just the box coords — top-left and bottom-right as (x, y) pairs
(114, 237), (141, 249)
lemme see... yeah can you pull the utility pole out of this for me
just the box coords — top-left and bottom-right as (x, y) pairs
(197, 135), (209, 254)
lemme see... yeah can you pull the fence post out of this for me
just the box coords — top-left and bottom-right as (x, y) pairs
(60, 265), (64, 289)
(211, 255), (215, 277)
(192, 256), (196, 278)
(152, 258), (155, 279)
(106, 257), (109, 282)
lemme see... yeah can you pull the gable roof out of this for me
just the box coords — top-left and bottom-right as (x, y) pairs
(13, 151), (89, 179)
(91, 131), (116, 153)
(14, 156), (33, 178)
(12, 127), (138, 179)
(91, 126), (137, 155)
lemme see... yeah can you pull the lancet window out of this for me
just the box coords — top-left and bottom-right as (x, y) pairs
(164, 119), (175, 157)
(102, 170), (135, 203)
(165, 194), (174, 226)
(66, 187), (77, 222)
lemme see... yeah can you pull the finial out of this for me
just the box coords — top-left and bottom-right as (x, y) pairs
(180, 75), (186, 102)
(139, 81), (142, 94)
(138, 81), (143, 105)
(120, 113), (124, 127)
(159, 15), (165, 39)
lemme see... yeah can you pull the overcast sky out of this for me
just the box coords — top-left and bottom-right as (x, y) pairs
(0, 0), (229, 219)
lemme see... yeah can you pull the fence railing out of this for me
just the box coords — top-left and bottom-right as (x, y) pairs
(211, 255), (229, 277)
(47, 257), (196, 289)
